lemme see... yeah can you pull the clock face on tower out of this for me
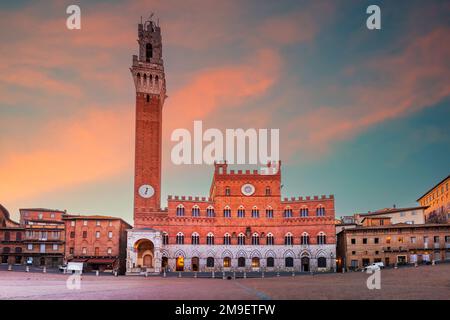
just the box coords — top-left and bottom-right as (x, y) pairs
(138, 184), (155, 198)
(241, 183), (255, 196)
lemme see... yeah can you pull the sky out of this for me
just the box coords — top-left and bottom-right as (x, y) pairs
(0, 0), (449, 224)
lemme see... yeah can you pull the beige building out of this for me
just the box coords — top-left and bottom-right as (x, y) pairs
(417, 175), (450, 223)
(356, 206), (427, 225)
(337, 217), (450, 271)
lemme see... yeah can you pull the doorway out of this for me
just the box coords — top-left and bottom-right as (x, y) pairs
(176, 256), (184, 271)
(301, 257), (309, 272)
(143, 254), (153, 268)
(191, 257), (199, 271)
(161, 257), (168, 270)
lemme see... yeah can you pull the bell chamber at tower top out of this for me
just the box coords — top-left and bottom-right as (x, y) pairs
(130, 15), (166, 97)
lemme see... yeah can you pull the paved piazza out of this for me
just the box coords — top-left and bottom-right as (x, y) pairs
(0, 264), (449, 300)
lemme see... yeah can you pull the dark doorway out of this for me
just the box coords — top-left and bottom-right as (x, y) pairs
(161, 257), (168, 270)
(191, 257), (199, 271)
(301, 257), (310, 272)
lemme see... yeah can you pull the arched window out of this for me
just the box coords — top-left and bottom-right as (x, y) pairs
(265, 186), (271, 196)
(191, 232), (199, 245)
(252, 257), (260, 268)
(225, 187), (231, 196)
(266, 233), (274, 245)
(143, 73), (147, 84)
(136, 73), (141, 84)
(237, 206), (245, 218)
(16, 232), (22, 241)
(238, 233), (246, 245)
(285, 257), (294, 268)
(318, 257), (327, 268)
(284, 207), (293, 218)
(267, 257), (274, 267)
(284, 233), (293, 246)
(223, 257), (231, 268)
(266, 206), (274, 218)
(162, 232), (169, 245)
(176, 232), (184, 245)
(317, 232), (326, 245)
(207, 257), (215, 268)
(15, 247), (22, 253)
(176, 205), (185, 217)
(223, 206), (231, 218)
(206, 206), (215, 217)
(251, 206), (259, 218)
(192, 205), (200, 217)
(145, 43), (153, 62)
(4, 231), (10, 241)
(238, 257), (246, 267)
(223, 233), (231, 245)
(251, 233), (260, 245)
(316, 206), (325, 217)
(206, 232), (215, 245)
(300, 207), (309, 217)
(146, 94), (150, 102)
(3, 247), (10, 254)
(301, 232), (310, 245)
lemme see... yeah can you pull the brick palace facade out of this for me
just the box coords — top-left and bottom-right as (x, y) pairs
(126, 17), (336, 274)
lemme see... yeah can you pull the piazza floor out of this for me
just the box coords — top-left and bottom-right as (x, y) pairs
(0, 263), (449, 300)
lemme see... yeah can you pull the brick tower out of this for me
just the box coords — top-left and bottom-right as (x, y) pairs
(130, 16), (166, 225)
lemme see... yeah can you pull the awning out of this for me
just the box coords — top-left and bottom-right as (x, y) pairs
(86, 258), (117, 264)
(70, 258), (88, 262)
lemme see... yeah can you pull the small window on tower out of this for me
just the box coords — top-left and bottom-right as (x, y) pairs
(146, 43), (153, 62)
(146, 94), (150, 103)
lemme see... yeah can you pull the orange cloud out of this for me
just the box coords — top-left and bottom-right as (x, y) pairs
(0, 107), (133, 203)
(164, 48), (282, 131)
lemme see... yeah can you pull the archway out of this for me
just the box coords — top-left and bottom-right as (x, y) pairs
(176, 256), (184, 271)
(192, 257), (199, 271)
(301, 257), (310, 272)
(134, 239), (154, 269)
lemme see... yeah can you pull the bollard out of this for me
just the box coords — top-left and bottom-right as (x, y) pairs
(277, 271), (280, 277)
(394, 263), (398, 269)
(212, 271), (215, 279)
(243, 271), (246, 279)
(145, 271), (148, 278)
(233, 271), (236, 280)
(96, 270), (99, 277)
(262, 271), (264, 279)
(194, 272), (197, 278)
(222, 271), (225, 280)
(414, 262), (418, 268)
(432, 260), (435, 266)
(292, 271), (295, 277)
(8, 264), (12, 271)
(43, 266), (47, 273)
(114, 271), (118, 277)
(26, 266), (29, 272)
(163, 270), (166, 278)
(178, 271), (181, 278)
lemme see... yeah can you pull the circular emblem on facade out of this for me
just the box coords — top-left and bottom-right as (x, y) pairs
(138, 184), (155, 198)
(241, 184), (255, 196)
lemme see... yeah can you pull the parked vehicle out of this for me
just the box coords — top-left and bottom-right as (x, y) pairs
(363, 262), (384, 271)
